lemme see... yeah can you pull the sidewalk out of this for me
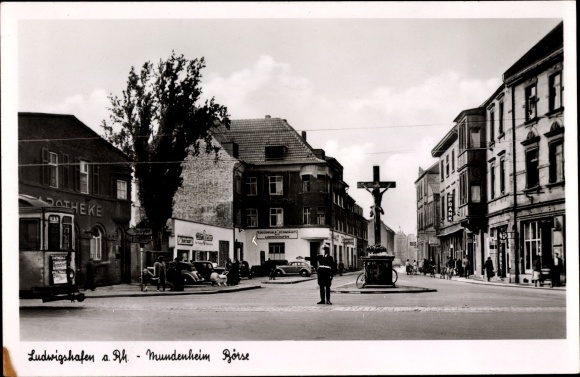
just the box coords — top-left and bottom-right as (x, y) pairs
(431, 273), (566, 291)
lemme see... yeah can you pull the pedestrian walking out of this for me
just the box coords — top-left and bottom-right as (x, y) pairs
(141, 268), (156, 292)
(412, 260), (417, 275)
(550, 252), (564, 287)
(532, 254), (542, 287)
(154, 256), (166, 291)
(84, 258), (96, 291)
(317, 245), (336, 305)
(455, 257), (463, 277)
(169, 257), (185, 291)
(485, 256), (495, 282)
(446, 257), (454, 280)
(405, 259), (411, 275)
(462, 255), (470, 279)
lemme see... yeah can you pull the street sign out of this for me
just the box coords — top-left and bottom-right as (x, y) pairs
(126, 227), (153, 236)
(130, 235), (152, 244)
(357, 182), (396, 189)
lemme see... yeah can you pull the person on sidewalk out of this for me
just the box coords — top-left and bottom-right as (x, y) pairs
(317, 245), (336, 305)
(154, 256), (166, 291)
(84, 258), (96, 291)
(462, 255), (470, 279)
(446, 257), (454, 280)
(141, 268), (156, 292)
(455, 256), (463, 278)
(532, 254), (542, 287)
(485, 257), (495, 282)
(550, 252), (564, 287)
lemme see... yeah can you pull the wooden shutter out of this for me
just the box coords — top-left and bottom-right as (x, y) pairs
(41, 148), (50, 185)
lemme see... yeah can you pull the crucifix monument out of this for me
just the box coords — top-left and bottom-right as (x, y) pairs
(357, 166), (396, 246)
(357, 166), (397, 287)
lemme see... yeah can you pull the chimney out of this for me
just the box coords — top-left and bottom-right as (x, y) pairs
(301, 131), (307, 141)
(265, 115), (271, 119)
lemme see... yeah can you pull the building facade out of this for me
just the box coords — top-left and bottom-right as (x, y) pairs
(415, 162), (441, 267)
(367, 219), (395, 258)
(18, 113), (133, 286)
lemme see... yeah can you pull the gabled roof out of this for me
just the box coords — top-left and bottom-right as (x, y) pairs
(213, 116), (326, 165)
(503, 21), (563, 84)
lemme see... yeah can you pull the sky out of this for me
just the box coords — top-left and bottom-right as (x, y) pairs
(5, 3), (572, 236)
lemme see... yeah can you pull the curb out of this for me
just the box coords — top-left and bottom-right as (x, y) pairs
(261, 277), (317, 285)
(81, 285), (262, 299)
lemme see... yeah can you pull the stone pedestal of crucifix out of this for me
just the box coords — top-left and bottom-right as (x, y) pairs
(357, 166), (397, 287)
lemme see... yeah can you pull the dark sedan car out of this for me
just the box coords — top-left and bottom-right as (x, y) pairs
(191, 261), (225, 282)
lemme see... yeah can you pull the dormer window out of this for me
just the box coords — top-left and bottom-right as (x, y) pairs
(265, 145), (287, 160)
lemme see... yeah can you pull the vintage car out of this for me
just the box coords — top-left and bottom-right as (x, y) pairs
(191, 261), (225, 282)
(274, 261), (313, 277)
(250, 259), (289, 277)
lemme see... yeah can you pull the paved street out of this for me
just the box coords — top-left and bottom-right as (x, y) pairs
(19, 269), (567, 341)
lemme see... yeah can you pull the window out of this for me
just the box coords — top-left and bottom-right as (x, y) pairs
(498, 101), (504, 135)
(80, 161), (89, 194)
(92, 166), (100, 195)
(246, 208), (258, 227)
(317, 207), (325, 225)
(49, 152), (58, 188)
(89, 227), (102, 260)
(490, 164), (496, 199)
(269, 176), (283, 195)
(268, 243), (285, 260)
(489, 107), (495, 141)
(459, 172), (467, 205)
(549, 141), (564, 183)
(525, 148), (539, 188)
(62, 216), (72, 250)
(47, 215), (61, 250)
(451, 150), (455, 171)
(499, 158), (506, 194)
(302, 175), (311, 192)
(440, 161), (444, 181)
(235, 176), (242, 194)
(525, 85), (537, 121)
(270, 208), (284, 227)
(117, 180), (128, 200)
(471, 185), (481, 203)
(446, 155), (450, 177)
(523, 221), (541, 272)
(19, 218), (40, 250)
(549, 72), (563, 111)
(303, 207), (311, 224)
(246, 177), (257, 196)
(317, 175), (327, 192)
(265, 146), (286, 160)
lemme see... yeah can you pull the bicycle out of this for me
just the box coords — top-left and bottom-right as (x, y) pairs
(356, 269), (398, 289)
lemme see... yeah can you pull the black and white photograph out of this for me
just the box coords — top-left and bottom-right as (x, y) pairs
(2, 2), (578, 376)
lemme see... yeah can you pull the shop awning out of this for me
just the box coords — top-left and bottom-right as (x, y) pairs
(437, 223), (464, 237)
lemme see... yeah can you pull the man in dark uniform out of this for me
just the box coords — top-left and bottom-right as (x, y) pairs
(317, 245), (336, 305)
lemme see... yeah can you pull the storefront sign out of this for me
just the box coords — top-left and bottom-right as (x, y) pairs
(447, 194), (454, 222)
(50, 255), (68, 285)
(177, 235), (194, 246)
(41, 196), (103, 218)
(256, 230), (298, 239)
(343, 237), (354, 245)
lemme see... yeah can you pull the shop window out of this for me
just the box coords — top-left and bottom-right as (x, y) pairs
(269, 176), (283, 195)
(268, 242), (285, 260)
(525, 148), (539, 188)
(246, 208), (258, 227)
(269, 208), (283, 227)
(245, 177), (257, 196)
(523, 222), (541, 272)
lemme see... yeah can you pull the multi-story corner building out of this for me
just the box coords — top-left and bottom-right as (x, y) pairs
(415, 162), (441, 268)
(165, 115), (368, 269)
(18, 113), (133, 286)
(494, 21), (566, 283)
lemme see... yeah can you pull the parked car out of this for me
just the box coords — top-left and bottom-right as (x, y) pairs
(167, 261), (203, 285)
(191, 261), (225, 282)
(275, 261), (313, 277)
(250, 259), (289, 277)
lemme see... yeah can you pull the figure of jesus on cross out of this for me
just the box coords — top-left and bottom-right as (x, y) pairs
(357, 166), (396, 246)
